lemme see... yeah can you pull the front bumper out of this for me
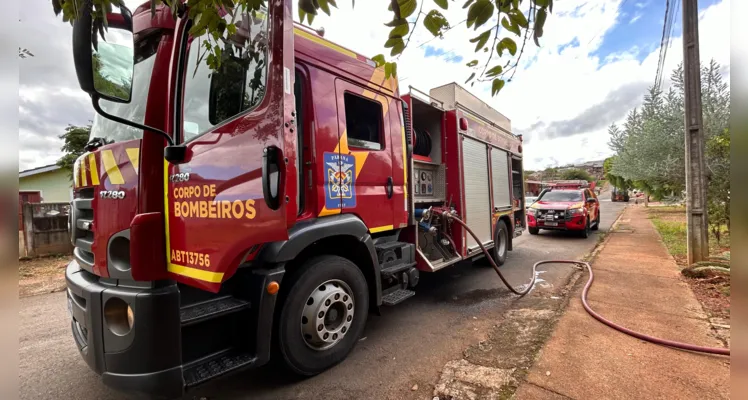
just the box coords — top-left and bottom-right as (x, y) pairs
(65, 260), (184, 399)
(527, 214), (587, 231)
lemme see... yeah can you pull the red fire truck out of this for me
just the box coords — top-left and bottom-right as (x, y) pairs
(64, 2), (525, 397)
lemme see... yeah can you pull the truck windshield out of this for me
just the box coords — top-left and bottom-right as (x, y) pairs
(539, 191), (583, 202)
(89, 31), (162, 144)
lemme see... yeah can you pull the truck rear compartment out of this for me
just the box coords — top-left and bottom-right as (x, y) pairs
(405, 84), (523, 271)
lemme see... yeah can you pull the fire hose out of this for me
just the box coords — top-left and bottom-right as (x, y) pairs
(443, 213), (730, 356)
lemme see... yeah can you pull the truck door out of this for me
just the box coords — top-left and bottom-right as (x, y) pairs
(328, 79), (394, 232)
(165, 2), (295, 292)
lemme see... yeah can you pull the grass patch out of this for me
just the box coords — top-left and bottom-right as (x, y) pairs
(649, 207), (731, 263)
(651, 219), (687, 258)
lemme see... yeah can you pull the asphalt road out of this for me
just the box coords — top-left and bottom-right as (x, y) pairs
(19, 196), (626, 400)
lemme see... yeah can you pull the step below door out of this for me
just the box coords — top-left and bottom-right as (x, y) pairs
(461, 136), (492, 250)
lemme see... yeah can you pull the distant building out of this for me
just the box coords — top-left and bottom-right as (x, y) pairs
(578, 160), (605, 180)
(19, 164), (73, 203)
(556, 160), (605, 180)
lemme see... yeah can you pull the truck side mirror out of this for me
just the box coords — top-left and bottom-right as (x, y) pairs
(73, 2), (134, 103)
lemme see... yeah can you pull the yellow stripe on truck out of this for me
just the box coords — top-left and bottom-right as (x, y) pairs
(126, 148), (140, 174)
(294, 27), (358, 59)
(88, 153), (100, 185)
(370, 225), (394, 233)
(163, 160), (172, 270)
(80, 157), (88, 186)
(167, 263), (224, 283)
(101, 149), (125, 185)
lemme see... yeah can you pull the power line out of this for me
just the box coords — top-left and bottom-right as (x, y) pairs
(654, 0), (670, 89)
(655, 0), (679, 90)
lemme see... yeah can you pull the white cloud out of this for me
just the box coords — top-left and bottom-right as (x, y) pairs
(17, 0), (730, 172)
(629, 13), (643, 24)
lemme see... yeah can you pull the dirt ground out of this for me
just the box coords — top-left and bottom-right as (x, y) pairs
(18, 255), (69, 298)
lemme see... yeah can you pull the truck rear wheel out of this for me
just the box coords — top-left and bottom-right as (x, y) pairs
(277, 255), (369, 376)
(492, 220), (509, 266)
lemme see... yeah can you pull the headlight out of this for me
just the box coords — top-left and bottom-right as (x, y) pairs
(527, 208), (537, 215)
(567, 207), (584, 215)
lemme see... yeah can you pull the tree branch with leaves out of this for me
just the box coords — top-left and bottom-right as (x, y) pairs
(52, 0), (552, 97)
(57, 124), (92, 180)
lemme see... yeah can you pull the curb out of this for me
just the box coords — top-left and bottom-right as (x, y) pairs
(581, 205), (628, 263)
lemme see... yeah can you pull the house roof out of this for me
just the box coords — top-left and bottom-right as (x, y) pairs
(19, 164), (61, 178)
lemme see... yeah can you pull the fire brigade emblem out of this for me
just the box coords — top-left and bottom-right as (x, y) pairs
(323, 152), (357, 209)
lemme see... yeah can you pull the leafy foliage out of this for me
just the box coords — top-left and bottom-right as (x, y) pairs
(608, 60), (730, 225)
(52, 0), (554, 97)
(603, 156), (630, 190)
(57, 125), (92, 180)
(560, 168), (592, 182)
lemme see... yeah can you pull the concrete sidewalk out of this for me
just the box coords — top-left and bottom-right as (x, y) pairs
(515, 206), (730, 400)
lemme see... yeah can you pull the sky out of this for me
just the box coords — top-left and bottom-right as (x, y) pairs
(17, 0), (731, 172)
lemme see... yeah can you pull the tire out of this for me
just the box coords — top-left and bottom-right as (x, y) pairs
(591, 212), (600, 231)
(579, 219), (590, 238)
(528, 227), (540, 235)
(276, 255), (369, 376)
(492, 220), (509, 266)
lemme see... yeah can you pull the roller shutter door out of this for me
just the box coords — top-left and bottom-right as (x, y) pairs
(462, 137), (492, 249)
(491, 147), (511, 208)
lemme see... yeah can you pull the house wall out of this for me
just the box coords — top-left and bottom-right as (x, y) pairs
(19, 168), (73, 203)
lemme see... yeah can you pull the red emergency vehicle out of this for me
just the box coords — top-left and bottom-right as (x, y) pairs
(526, 180), (600, 237)
(64, 2), (525, 397)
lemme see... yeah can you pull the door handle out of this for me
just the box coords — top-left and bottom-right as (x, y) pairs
(385, 177), (394, 199)
(262, 146), (282, 210)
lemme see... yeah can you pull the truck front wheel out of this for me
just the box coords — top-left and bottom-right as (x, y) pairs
(277, 255), (369, 376)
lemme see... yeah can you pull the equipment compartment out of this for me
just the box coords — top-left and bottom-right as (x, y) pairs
(409, 93), (443, 164)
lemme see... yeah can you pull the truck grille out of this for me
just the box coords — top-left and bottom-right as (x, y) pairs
(71, 188), (95, 273)
(536, 209), (569, 221)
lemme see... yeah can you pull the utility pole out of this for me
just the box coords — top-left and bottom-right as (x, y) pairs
(681, 0), (709, 264)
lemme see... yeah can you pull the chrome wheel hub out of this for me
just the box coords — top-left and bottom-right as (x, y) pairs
(301, 279), (355, 351)
(498, 228), (507, 256)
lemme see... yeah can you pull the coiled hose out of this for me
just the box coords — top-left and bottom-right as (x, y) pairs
(444, 213), (730, 356)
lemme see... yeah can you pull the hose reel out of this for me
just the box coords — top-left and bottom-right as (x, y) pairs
(413, 127), (432, 157)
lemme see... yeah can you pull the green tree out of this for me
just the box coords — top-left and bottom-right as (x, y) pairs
(608, 59), (729, 214)
(603, 156), (630, 190)
(560, 168), (592, 181)
(541, 166), (558, 180)
(52, 0), (556, 97)
(706, 127), (729, 241)
(57, 124), (91, 180)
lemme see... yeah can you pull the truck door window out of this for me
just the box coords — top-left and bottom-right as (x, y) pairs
(343, 92), (383, 150)
(181, 7), (269, 142)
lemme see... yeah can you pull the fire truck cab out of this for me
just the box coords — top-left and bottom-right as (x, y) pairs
(64, 1), (525, 397)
